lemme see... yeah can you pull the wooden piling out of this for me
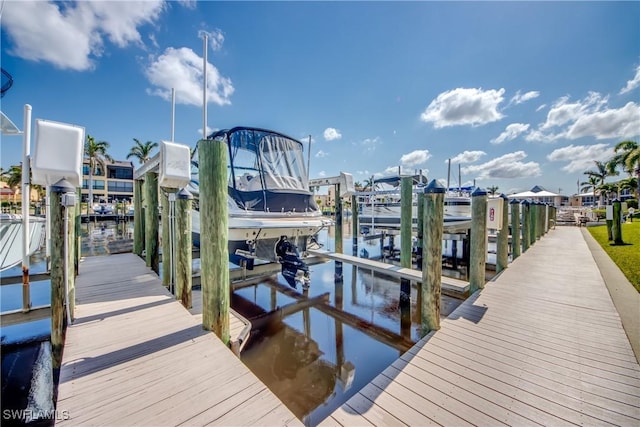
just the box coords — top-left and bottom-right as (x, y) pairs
(66, 198), (75, 319)
(50, 179), (74, 369)
(352, 194), (358, 256)
(510, 199), (521, 260)
(400, 177), (412, 302)
(145, 172), (159, 273)
(496, 194), (509, 273)
(335, 184), (343, 254)
(529, 201), (537, 244)
(161, 189), (170, 287)
(199, 139), (230, 343)
(400, 176), (413, 269)
(416, 192), (424, 269)
(469, 187), (487, 293)
(133, 179), (144, 256)
(176, 189), (193, 309)
(612, 199), (624, 245)
(75, 188), (81, 276)
(521, 201), (530, 252)
(421, 179), (444, 334)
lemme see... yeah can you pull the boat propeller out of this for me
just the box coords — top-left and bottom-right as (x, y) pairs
(275, 236), (310, 289)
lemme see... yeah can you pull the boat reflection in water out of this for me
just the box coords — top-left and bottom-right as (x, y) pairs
(232, 246), (463, 426)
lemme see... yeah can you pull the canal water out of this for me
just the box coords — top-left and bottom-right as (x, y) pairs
(1, 219), (478, 426)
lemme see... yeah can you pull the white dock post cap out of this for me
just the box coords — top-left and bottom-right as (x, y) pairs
(471, 187), (487, 197)
(51, 178), (75, 193)
(424, 179), (446, 194)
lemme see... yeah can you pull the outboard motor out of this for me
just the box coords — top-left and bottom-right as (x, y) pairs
(275, 236), (310, 289)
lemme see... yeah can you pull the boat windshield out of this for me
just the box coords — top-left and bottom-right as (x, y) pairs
(228, 129), (308, 192)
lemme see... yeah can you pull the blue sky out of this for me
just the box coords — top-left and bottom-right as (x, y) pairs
(1, 1), (639, 195)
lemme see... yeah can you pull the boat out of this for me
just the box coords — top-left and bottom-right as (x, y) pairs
(187, 126), (332, 288)
(357, 176), (473, 234)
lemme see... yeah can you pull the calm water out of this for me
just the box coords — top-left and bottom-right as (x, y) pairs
(1, 219), (476, 426)
(235, 224), (465, 426)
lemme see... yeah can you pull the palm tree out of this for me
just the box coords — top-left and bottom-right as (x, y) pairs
(487, 185), (499, 196)
(584, 160), (616, 207)
(85, 135), (112, 206)
(363, 176), (379, 191)
(580, 175), (599, 194)
(354, 181), (363, 191)
(610, 140), (640, 199)
(127, 138), (159, 164)
(2, 164), (22, 212)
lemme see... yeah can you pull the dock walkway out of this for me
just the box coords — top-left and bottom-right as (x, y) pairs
(57, 253), (301, 426)
(324, 226), (640, 426)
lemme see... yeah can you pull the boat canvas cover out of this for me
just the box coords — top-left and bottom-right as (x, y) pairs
(194, 127), (318, 213)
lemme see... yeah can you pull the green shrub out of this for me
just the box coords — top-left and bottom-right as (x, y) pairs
(625, 198), (638, 209)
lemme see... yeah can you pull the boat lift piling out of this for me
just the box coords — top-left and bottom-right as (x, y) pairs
(400, 176), (413, 303)
(133, 179), (144, 256)
(145, 171), (160, 274)
(421, 179), (445, 335)
(200, 138), (231, 343)
(496, 194), (509, 273)
(161, 189), (171, 287)
(175, 189), (193, 309)
(521, 200), (530, 252)
(351, 194), (358, 256)
(510, 199), (521, 260)
(469, 188), (488, 293)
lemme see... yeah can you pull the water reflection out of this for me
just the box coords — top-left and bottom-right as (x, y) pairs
(234, 243), (463, 425)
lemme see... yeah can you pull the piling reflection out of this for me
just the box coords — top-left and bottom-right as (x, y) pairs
(233, 253), (463, 425)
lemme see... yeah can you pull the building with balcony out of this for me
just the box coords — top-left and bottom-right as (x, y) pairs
(82, 159), (134, 203)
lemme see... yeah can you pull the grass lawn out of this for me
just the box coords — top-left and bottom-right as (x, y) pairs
(588, 221), (640, 292)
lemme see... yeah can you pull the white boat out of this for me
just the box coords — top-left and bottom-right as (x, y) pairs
(358, 177), (472, 234)
(188, 127), (332, 287)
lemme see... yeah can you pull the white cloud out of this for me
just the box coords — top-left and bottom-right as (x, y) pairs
(382, 166), (409, 176)
(546, 144), (612, 173)
(620, 65), (640, 95)
(323, 128), (342, 141)
(420, 88), (505, 128)
(536, 104), (547, 112)
(315, 150), (328, 158)
(1, 1), (164, 70)
(177, 0), (198, 10)
(510, 90), (540, 105)
(360, 137), (381, 152)
(462, 151), (541, 180)
(491, 123), (530, 144)
(145, 47), (234, 106)
(566, 102), (640, 140)
(449, 150), (486, 164)
(400, 150), (431, 167)
(526, 92), (640, 142)
(199, 29), (225, 51)
(356, 170), (371, 176)
(318, 171), (326, 177)
(197, 126), (215, 137)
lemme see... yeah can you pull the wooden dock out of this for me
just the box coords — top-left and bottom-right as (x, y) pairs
(308, 249), (469, 297)
(57, 253), (301, 426)
(322, 226), (640, 426)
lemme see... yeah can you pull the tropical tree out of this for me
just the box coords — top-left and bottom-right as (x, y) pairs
(487, 185), (499, 196)
(363, 176), (379, 191)
(584, 160), (616, 207)
(2, 164), (22, 211)
(609, 140), (640, 199)
(127, 138), (159, 164)
(84, 135), (112, 205)
(354, 181), (363, 191)
(580, 175), (599, 194)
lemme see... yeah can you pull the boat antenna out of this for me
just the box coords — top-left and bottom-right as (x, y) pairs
(446, 158), (451, 194)
(458, 163), (461, 195)
(307, 135), (312, 177)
